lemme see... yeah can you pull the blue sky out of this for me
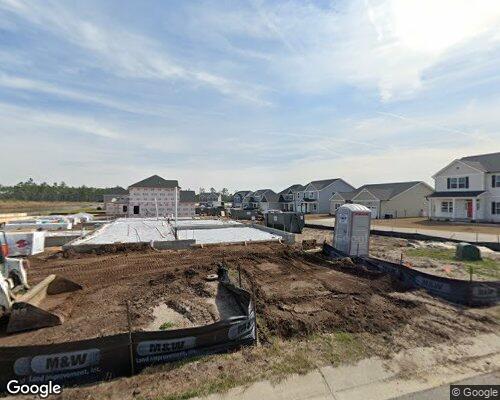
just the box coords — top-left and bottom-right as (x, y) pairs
(0, 0), (499, 192)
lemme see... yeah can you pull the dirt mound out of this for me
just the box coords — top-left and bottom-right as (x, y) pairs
(239, 255), (421, 339)
(2, 242), (495, 348)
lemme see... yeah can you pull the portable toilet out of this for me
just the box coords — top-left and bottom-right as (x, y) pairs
(333, 204), (371, 256)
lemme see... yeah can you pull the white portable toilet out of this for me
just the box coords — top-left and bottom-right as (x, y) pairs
(333, 204), (371, 256)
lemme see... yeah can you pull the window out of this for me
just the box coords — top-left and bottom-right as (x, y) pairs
(122, 205), (128, 213)
(492, 202), (500, 215)
(335, 203), (341, 210)
(492, 175), (500, 188)
(447, 177), (469, 189)
(441, 201), (453, 213)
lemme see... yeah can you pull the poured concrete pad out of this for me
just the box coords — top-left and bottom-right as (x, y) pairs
(68, 218), (281, 247)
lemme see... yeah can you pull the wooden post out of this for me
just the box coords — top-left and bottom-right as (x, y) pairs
(238, 264), (242, 288)
(468, 266), (473, 307)
(125, 301), (135, 376)
(400, 253), (403, 265)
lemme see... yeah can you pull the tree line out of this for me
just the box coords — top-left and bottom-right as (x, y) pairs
(0, 179), (127, 202)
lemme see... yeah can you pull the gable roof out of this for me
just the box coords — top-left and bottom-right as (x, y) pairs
(335, 181), (427, 202)
(234, 190), (251, 198)
(356, 181), (426, 200)
(180, 190), (195, 203)
(331, 191), (357, 201)
(308, 178), (341, 190)
(253, 189), (274, 196)
(460, 152), (500, 172)
(129, 175), (179, 189)
(262, 191), (280, 202)
(278, 184), (304, 195)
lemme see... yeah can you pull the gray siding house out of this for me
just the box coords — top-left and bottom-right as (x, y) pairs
(278, 184), (304, 211)
(330, 181), (433, 219)
(242, 189), (280, 212)
(232, 190), (251, 208)
(296, 178), (355, 214)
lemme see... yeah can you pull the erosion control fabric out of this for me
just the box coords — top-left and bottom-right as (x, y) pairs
(0, 280), (255, 392)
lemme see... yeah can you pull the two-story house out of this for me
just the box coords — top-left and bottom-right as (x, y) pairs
(232, 190), (251, 209)
(242, 189), (280, 212)
(128, 175), (195, 218)
(278, 184), (304, 211)
(296, 178), (355, 214)
(199, 192), (222, 208)
(428, 152), (500, 222)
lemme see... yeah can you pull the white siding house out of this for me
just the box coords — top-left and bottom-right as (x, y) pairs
(428, 152), (500, 222)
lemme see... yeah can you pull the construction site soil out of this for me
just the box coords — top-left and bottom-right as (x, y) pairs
(0, 242), (496, 350)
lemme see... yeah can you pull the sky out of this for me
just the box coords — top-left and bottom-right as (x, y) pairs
(0, 0), (499, 193)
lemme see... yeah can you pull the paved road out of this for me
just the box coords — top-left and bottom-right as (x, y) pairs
(392, 371), (500, 400)
(307, 218), (500, 244)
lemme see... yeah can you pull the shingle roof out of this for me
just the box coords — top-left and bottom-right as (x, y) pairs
(339, 181), (426, 201)
(460, 152), (500, 172)
(279, 184), (304, 195)
(262, 191), (280, 202)
(180, 190), (195, 203)
(129, 175), (179, 189)
(333, 191), (357, 201)
(309, 178), (341, 190)
(428, 191), (485, 198)
(253, 189), (274, 196)
(234, 190), (251, 197)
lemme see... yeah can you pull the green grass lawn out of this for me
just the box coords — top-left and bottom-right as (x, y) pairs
(406, 248), (499, 279)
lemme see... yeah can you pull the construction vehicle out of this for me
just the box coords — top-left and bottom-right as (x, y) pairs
(0, 230), (82, 333)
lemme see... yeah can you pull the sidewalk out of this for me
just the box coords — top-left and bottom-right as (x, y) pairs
(307, 218), (500, 244)
(195, 334), (500, 400)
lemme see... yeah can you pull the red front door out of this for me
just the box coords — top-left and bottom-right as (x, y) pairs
(467, 200), (473, 218)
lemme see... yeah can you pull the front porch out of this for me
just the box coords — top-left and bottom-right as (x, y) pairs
(429, 192), (485, 221)
(299, 201), (318, 214)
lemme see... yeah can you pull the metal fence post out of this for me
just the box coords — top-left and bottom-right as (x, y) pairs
(125, 301), (135, 376)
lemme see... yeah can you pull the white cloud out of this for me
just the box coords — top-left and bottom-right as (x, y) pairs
(0, 0), (269, 105)
(193, 0), (500, 100)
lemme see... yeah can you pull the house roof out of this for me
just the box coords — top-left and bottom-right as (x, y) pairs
(253, 189), (274, 196)
(428, 191), (485, 198)
(262, 192), (280, 202)
(309, 178), (341, 190)
(333, 191), (357, 201)
(460, 152), (500, 172)
(180, 190), (196, 203)
(278, 184), (305, 195)
(129, 175), (179, 189)
(234, 190), (251, 197)
(337, 181), (426, 201)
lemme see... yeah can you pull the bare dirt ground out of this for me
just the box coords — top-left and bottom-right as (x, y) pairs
(371, 217), (500, 235)
(298, 228), (499, 281)
(1, 239), (498, 400)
